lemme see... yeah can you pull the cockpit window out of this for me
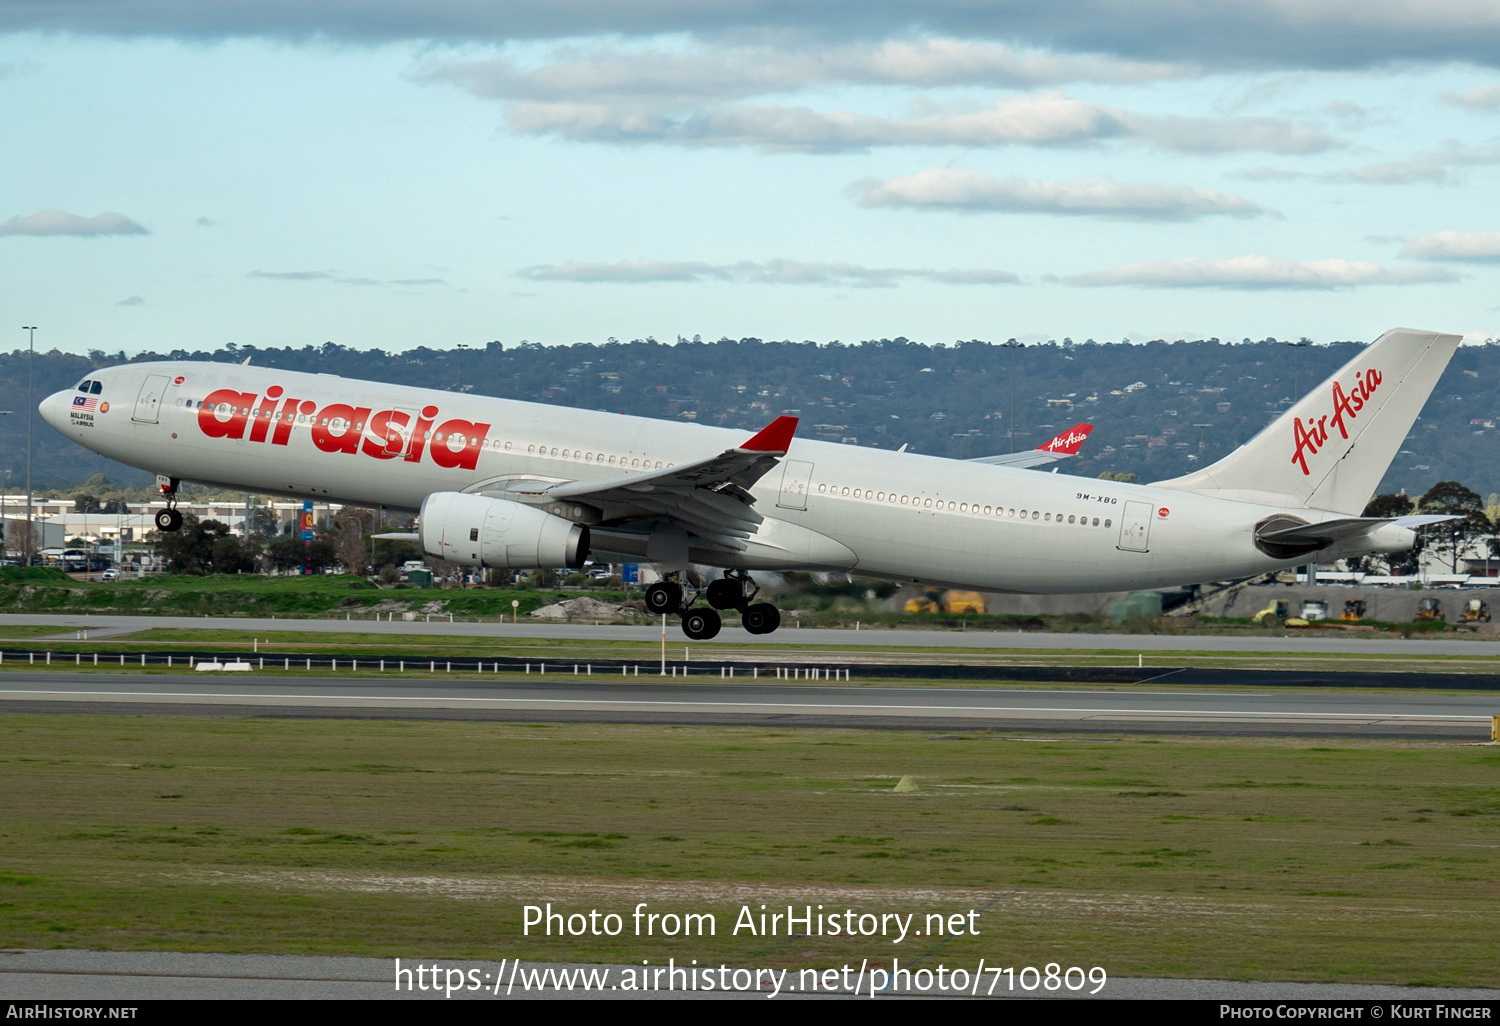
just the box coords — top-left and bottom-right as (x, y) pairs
(77, 380), (92, 392)
(90, 381), (103, 395)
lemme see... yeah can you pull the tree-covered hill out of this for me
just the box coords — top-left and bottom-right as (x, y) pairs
(6, 335), (1498, 499)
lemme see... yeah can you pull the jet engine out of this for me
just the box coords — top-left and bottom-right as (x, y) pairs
(419, 492), (589, 569)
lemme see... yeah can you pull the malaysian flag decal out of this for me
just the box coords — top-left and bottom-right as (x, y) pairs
(72, 395), (98, 413)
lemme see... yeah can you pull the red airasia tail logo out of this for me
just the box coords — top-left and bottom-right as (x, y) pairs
(195, 385), (490, 471)
(1290, 367), (1382, 476)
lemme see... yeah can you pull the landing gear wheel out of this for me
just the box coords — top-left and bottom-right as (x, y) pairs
(154, 508), (183, 532)
(705, 578), (745, 610)
(682, 608), (721, 641)
(644, 582), (682, 615)
(742, 603), (781, 635)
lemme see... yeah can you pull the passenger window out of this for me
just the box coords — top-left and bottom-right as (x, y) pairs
(1104, 519), (1112, 528)
(1020, 509), (1027, 518)
(1092, 517), (1099, 526)
(819, 484), (826, 493)
(841, 487), (849, 496)
(983, 506), (991, 515)
(923, 498), (932, 508)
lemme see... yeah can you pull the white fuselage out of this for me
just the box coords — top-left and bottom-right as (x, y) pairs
(44, 361), (1323, 593)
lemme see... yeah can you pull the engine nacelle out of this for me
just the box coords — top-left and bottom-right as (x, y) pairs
(419, 492), (589, 569)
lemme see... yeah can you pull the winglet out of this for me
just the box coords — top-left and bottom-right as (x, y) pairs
(740, 415), (799, 453)
(1038, 423), (1093, 455)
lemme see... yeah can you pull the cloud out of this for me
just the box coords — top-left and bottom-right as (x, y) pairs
(516, 258), (1019, 288)
(1440, 83), (1500, 109)
(503, 92), (1337, 154)
(0, 210), (149, 237)
(4, 2), (1500, 70)
(850, 168), (1270, 221)
(248, 269), (447, 285)
(1400, 230), (1500, 261)
(1066, 254), (1460, 290)
(429, 40), (1192, 107)
(116, 295), (144, 306)
(1237, 140), (1500, 186)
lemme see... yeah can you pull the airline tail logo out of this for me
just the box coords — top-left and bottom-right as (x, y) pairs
(195, 385), (490, 471)
(1039, 423), (1093, 454)
(1291, 368), (1382, 476)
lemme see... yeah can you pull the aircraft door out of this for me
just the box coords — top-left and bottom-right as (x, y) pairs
(382, 407), (420, 457)
(132, 373), (170, 424)
(776, 460), (814, 510)
(1117, 500), (1153, 552)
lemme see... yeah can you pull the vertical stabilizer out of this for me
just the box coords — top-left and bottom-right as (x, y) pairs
(1151, 328), (1461, 515)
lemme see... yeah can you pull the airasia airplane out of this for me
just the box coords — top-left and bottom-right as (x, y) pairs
(40, 327), (1458, 639)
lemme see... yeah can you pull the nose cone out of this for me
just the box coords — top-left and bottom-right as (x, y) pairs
(39, 390), (72, 431)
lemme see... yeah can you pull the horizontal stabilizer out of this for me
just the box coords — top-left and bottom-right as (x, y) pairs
(373, 532), (419, 541)
(1254, 513), (1461, 559)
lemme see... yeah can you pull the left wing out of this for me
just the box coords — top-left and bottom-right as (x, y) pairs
(969, 423), (1093, 469)
(505, 416), (799, 551)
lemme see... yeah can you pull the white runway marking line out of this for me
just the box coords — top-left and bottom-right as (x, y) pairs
(0, 688), (1487, 722)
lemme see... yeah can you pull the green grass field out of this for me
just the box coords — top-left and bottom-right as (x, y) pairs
(0, 714), (1496, 984)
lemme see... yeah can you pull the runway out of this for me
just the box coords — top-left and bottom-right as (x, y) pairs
(5, 612), (1500, 655)
(1, 673), (1494, 737)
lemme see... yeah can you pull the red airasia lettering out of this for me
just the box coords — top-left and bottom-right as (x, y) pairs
(310, 404), (372, 455)
(198, 388), (257, 440)
(194, 385), (483, 475)
(362, 410), (410, 460)
(429, 418), (491, 470)
(404, 405), (439, 463)
(1290, 366), (1381, 476)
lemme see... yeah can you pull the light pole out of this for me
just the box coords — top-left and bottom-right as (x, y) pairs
(0, 411), (9, 556)
(1288, 338), (1312, 401)
(1193, 423), (1213, 464)
(1002, 339), (1022, 453)
(22, 326), (36, 565)
(455, 343), (470, 392)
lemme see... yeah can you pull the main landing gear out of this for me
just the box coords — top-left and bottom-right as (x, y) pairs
(153, 476), (183, 533)
(644, 571), (782, 641)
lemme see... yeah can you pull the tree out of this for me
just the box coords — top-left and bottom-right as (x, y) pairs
(1357, 493), (1421, 574)
(1416, 481), (1491, 573)
(333, 508), (378, 575)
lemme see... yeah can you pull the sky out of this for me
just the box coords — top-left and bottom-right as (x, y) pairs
(2, 1), (1500, 354)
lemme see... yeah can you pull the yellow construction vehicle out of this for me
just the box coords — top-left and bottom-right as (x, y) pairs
(904, 592), (942, 614)
(1251, 599), (1292, 625)
(1340, 600), (1367, 622)
(904, 589), (988, 614)
(1462, 598), (1491, 623)
(944, 590), (987, 614)
(1415, 598), (1444, 622)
